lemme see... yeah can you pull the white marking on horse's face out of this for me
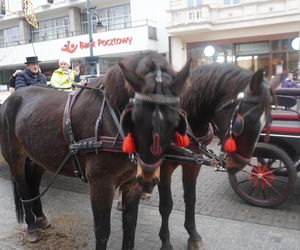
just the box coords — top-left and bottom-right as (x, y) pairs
(259, 111), (266, 132)
(255, 111), (266, 144)
(159, 111), (164, 120)
(152, 110), (164, 121)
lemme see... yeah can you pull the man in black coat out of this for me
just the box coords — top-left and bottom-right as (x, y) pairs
(15, 56), (47, 90)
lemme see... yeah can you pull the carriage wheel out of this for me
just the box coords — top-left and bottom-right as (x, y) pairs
(228, 142), (296, 208)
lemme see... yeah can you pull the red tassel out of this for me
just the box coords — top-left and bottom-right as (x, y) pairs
(122, 133), (136, 153)
(224, 136), (236, 153)
(174, 131), (190, 147)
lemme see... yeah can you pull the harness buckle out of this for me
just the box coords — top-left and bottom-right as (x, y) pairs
(129, 153), (137, 166)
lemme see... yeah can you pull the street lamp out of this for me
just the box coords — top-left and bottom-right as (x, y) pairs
(86, 0), (105, 76)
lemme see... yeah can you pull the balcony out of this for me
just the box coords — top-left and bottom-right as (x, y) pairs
(167, 0), (300, 35)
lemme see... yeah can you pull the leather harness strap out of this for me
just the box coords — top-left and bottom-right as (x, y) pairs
(62, 85), (129, 182)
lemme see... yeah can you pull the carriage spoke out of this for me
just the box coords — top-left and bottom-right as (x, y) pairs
(237, 178), (252, 185)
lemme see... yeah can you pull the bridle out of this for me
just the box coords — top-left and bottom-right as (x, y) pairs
(215, 81), (271, 165)
(122, 67), (183, 161)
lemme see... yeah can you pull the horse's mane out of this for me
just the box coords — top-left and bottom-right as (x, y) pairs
(181, 63), (253, 117)
(89, 52), (176, 110)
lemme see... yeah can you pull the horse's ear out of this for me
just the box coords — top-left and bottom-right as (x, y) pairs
(118, 62), (144, 92)
(172, 59), (192, 94)
(250, 69), (264, 94)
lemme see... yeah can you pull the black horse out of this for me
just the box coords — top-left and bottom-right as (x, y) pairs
(0, 52), (190, 249)
(157, 63), (274, 250)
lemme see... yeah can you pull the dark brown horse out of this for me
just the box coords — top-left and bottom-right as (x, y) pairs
(0, 52), (190, 250)
(157, 63), (274, 250)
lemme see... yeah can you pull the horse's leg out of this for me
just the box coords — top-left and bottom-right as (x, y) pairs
(28, 161), (50, 229)
(10, 157), (42, 243)
(88, 173), (114, 250)
(182, 164), (204, 250)
(121, 180), (142, 250)
(158, 162), (176, 250)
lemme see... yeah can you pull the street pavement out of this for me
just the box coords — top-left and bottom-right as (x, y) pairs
(1, 139), (300, 249)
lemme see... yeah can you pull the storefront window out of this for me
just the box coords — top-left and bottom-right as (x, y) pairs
(187, 44), (233, 68)
(187, 38), (300, 80)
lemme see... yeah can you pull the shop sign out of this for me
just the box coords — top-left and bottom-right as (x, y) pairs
(61, 36), (133, 53)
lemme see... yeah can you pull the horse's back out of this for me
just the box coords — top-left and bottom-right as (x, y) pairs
(0, 87), (69, 167)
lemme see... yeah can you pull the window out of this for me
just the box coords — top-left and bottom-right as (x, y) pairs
(188, 0), (202, 8)
(0, 26), (20, 48)
(0, 0), (5, 15)
(81, 4), (131, 33)
(224, 0), (240, 5)
(32, 16), (70, 42)
(148, 26), (157, 40)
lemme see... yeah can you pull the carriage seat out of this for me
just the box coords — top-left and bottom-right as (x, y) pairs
(272, 109), (300, 121)
(262, 119), (300, 135)
(276, 95), (297, 109)
(271, 95), (299, 121)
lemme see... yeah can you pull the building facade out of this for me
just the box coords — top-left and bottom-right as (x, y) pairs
(167, 0), (300, 80)
(0, 0), (169, 84)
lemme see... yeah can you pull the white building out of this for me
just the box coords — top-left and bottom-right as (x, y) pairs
(167, 0), (300, 79)
(0, 0), (169, 83)
(1, 0), (300, 85)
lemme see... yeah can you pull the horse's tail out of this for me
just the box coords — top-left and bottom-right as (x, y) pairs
(12, 157), (35, 223)
(12, 179), (24, 223)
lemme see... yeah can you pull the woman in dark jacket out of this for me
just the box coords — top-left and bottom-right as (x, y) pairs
(15, 56), (47, 90)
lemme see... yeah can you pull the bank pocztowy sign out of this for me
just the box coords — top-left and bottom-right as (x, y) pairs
(62, 36), (133, 53)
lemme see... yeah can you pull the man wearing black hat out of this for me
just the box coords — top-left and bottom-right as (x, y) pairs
(15, 56), (47, 90)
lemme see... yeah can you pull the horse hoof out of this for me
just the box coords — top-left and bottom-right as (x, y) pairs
(160, 243), (173, 250)
(27, 229), (42, 243)
(35, 216), (51, 229)
(141, 192), (151, 201)
(188, 238), (205, 250)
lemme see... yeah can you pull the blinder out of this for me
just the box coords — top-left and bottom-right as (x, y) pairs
(120, 99), (134, 134)
(226, 92), (245, 138)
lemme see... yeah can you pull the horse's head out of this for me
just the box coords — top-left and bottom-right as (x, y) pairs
(119, 54), (190, 192)
(216, 69), (273, 173)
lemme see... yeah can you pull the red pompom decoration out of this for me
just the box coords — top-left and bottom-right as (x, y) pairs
(224, 136), (236, 153)
(174, 131), (190, 147)
(122, 133), (136, 153)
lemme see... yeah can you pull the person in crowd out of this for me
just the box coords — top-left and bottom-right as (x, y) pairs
(8, 69), (22, 93)
(15, 56), (47, 90)
(282, 72), (296, 88)
(9, 69), (22, 88)
(49, 58), (80, 90)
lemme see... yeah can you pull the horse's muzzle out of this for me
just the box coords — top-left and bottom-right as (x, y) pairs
(136, 158), (161, 193)
(225, 154), (250, 173)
